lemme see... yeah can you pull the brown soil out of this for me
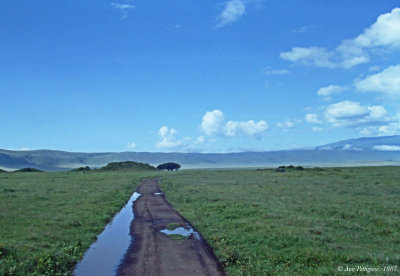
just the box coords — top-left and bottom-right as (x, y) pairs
(117, 178), (225, 276)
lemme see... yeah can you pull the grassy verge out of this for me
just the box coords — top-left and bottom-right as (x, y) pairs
(160, 167), (400, 275)
(0, 170), (158, 275)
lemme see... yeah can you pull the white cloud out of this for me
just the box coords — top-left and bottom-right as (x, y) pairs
(280, 47), (336, 68)
(342, 144), (362, 151)
(317, 85), (347, 97)
(373, 145), (400, 151)
(225, 120), (268, 136)
(201, 110), (225, 136)
(335, 40), (370, 68)
(265, 69), (290, 75)
(200, 109), (269, 137)
(127, 142), (136, 149)
(376, 122), (400, 136)
(281, 8), (400, 68)
(276, 119), (295, 130)
(216, 0), (246, 27)
(305, 113), (322, 124)
(111, 3), (135, 19)
(324, 101), (389, 127)
(355, 64), (400, 96)
(359, 122), (400, 136)
(353, 8), (400, 48)
(280, 45), (369, 69)
(156, 126), (183, 149)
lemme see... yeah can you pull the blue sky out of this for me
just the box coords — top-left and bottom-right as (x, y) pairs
(1, 0), (400, 152)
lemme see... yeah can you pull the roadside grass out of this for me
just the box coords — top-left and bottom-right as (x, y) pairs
(160, 167), (400, 275)
(0, 170), (159, 275)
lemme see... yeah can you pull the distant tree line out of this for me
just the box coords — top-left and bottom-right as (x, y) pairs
(276, 165), (304, 172)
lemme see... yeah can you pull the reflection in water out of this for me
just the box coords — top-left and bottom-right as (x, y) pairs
(160, 225), (200, 240)
(74, 192), (141, 276)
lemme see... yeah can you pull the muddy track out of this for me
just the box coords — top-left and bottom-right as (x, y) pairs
(117, 178), (225, 276)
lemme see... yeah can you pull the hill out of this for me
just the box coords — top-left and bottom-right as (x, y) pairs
(317, 135), (400, 150)
(0, 135), (399, 171)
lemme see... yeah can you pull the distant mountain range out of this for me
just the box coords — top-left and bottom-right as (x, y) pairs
(1, 135), (399, 171)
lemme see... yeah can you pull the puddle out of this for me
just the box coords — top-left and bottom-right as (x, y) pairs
(160, 225), (200, 240)
(74, 192), (141, 276)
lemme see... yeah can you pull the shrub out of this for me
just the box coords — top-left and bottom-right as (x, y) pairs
(157, 162), (181, 171)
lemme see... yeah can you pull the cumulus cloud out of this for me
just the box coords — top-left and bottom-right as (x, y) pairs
(216, 0), (246, 27)
(324, 101), (390, 127)
(225, 120), (269, 136)
(201, 110), (225, 136)
(281, 8), (400, 68)
(307, 103), (399, 136)
(156, 126), (183, 149)
(353, 8), (400, 48)
(376, 122), (400, 136)
(355, 64), (400, 96)
(373, 145), (400, 151)
(317, 85), (347, 97)
(200, 109), (269, 138)
(305, 113), (322, 124)
(358, 122), (400, 136)
(111, 2), (135, 19)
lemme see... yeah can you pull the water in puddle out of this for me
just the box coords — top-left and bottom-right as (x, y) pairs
(160, 226), (200, 240)
(74, 192), (141, 276)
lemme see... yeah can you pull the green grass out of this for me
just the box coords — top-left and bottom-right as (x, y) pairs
(1, 166), (399, 275)
(166, 222), (180, 230)
(160, 167), (400, 275)
(0, 170), (159, 275)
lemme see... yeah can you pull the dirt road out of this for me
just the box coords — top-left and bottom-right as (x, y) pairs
(117, 178), (225, 276)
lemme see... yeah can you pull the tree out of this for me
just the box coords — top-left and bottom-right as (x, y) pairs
(157, 162), (181, 171)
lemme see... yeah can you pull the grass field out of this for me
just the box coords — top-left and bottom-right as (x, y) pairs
(160, 167), (400, 275)
(0, 170), (158, 275)
(1, 167), (399, 275)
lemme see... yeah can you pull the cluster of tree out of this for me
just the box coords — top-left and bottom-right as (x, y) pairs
(276, 165), (304, 172)
(70, 166), (91, 172)
(100, 161), (157, 171)
(13, 168), (43, 173)
(157, 162), (181, 171)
